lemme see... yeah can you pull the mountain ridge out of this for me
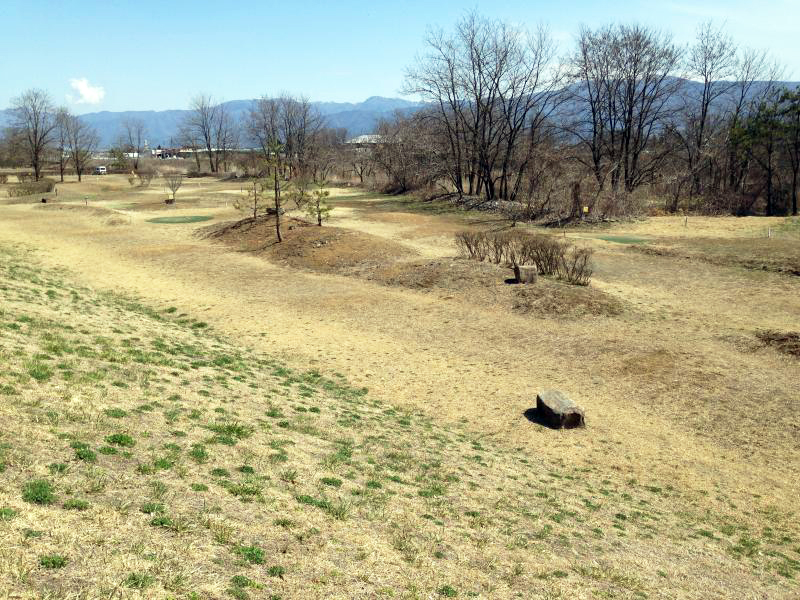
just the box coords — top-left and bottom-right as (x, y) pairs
(0, 96), (425, 148)
(2, 80), (799, 149)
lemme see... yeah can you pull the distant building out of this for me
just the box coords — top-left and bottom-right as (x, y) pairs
(346, 134), (382, 145)
(151, 147), (183, 159)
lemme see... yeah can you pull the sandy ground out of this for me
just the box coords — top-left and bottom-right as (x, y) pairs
(1, 178), (798, 520)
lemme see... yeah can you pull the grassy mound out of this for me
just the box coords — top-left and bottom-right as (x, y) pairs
(0, 246), (798, 597)
(205, 217), (414, 273)
(148, 215), (213, 224)
(512, 279), (625, 317)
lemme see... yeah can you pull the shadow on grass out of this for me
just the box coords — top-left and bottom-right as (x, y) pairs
(522, 408), (560, 429)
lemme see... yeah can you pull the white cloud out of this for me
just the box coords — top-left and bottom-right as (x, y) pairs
(66, 78), (105, 105)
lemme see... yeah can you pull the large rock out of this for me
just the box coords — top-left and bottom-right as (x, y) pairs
(536, 390), (585, 429)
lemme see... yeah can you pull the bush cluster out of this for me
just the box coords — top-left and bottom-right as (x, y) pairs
(8, 178), (55, 197)
(455, 229), (593, 285)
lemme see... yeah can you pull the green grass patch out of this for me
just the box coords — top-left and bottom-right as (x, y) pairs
(39, 554), (68, 569)
(22, 479), (56, 505)
(595, 235), (650, 245)
(146, 216), (213, 224)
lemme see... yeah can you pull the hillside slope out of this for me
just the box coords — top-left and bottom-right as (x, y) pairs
(0, 243), (798, 598)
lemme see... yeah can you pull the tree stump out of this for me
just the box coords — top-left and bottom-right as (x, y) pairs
(518, 265), (537, 284)
(536, 390), (585, 429)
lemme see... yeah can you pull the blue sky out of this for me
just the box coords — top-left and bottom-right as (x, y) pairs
(1, 0), (797, 112)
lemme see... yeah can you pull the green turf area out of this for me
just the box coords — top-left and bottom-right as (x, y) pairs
(595, 235), (650, 244)
(146, 216), (213, 224)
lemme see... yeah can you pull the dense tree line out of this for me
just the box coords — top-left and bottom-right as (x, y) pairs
(381, 15), (798, 218)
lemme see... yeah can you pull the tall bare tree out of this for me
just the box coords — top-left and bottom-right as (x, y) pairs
(122, 118), (148, 170)
(64, 114), (99, 182)
(405, 13), (566, 201)
(247, 94), (324, 179)
(681, 22), (737, 198)
(177, 123), (203, 172)
(569, 25), (683, 193)
(185, 95), (219, 172)
(54, 108), (70, 182)
(11, 89), (56, 180)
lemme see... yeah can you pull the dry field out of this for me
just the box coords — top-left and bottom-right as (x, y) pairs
(0, 174), (798, 599)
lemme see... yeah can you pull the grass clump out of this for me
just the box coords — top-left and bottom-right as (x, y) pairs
(74, 446), (97, 462)
(140, 502), (165, 514)
(0, 507), (18, 520)
(235, 545), (265, 565)
(48, 462), (68, 475)
(63, 498), (90, 511)
(150, 515), (174, 528)
(105, 433), (135, 447)
(189, 443), (209, 463)
(39, 554), (68, 569)
(22, 479), (56, 505)
(124, 572), (154, 589)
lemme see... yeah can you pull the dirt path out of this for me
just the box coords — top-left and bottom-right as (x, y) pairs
(1, 201), (798, 514)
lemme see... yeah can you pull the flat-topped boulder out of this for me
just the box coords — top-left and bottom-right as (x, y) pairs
(536, 390), (585, 429)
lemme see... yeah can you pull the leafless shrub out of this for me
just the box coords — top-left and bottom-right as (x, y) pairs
(0, 174), (7, 184)
(137, 169), (155, 187)
(164, 173), (183, 203)
(454, 231), (489, 261)
(558, 247), (594, 286)
(454, 229), (593, 285)
(8, 178), (55, 197)
(522, 235), (565, 276)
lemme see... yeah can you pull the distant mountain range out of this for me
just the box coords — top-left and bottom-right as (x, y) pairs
(0, 96), (425, 149)
(2, 80), (798, 149)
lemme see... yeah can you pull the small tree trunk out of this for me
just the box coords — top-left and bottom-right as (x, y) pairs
(274, 169), (282, 242)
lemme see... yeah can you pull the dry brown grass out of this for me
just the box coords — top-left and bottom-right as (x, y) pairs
(630, 237), (800, 275)
(5, 246), (787, 599)
(0, 176), (798, 598)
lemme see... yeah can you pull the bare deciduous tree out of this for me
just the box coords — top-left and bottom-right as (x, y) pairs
(405, 14), (566, 202)
(674, 21), (738, 204)
(164, 172), (183, 203)
(184, 95), (237, 173)
(55, 108), (70, 182)
(569, 24), (684, 193)
(11, 89), (57, 181)
(64, 114), (98, 182)
(122, 118), (148, 170)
